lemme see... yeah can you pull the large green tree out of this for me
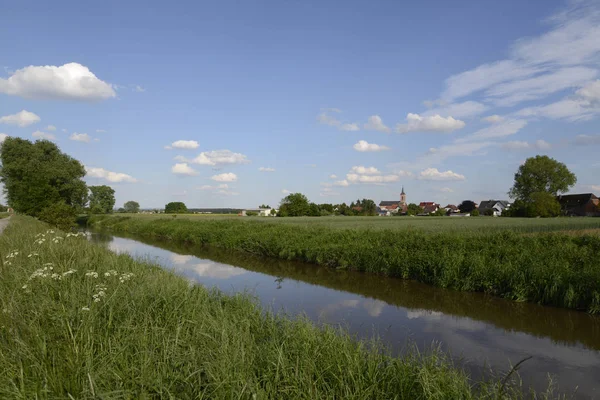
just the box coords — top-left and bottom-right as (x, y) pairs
(0, 138), (87, 216)
(458, 200), (477, 213)
(406, 203), (424, 216)
(278, 193), (310, 217)
(165, 202), (188, 213)
(509, 155), (576, 201)
(124, 201), (140, 213)
(89, 185), (116, 214)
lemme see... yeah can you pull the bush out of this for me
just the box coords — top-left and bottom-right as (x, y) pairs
(38, 202), (77, 231)
(471, 209), (480, 216)
(246, 211), (258, 216)
(484, 208), (494, 216)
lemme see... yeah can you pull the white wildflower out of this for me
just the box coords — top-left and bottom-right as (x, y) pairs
(81, 307), (90, 311)
(21, 285), (27, 290)
(51, 273), (61, 280)
(85, 271), (99, 278)
(119, 272), (134, 283)
(94, 297), (101, 303)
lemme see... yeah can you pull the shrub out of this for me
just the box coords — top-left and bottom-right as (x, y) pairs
(38, 202), (77, 231)
(471, 209), (480, 216)
(484, 208), (494, 216)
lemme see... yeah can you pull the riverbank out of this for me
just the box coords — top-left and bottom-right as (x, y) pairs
(1, 216), (549, 398)
(87, 215), (600, 313)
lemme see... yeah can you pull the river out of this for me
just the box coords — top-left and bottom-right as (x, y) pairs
(88, 230), (600, 399)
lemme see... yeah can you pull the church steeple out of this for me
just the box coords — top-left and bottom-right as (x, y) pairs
(401, 186), (405, 195)
(400, 186), (406, 205)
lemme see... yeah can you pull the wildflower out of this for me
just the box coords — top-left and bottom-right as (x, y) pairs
(81, 307), (90, 311)
(62, 269), (77, 277)
(94, 297), (101, 303)
(119, 272), (135, 283)
(21, 285), (27, 290)
(85, 271), (99, 278)
(104, 270), (118, 277)
(51, 273), (61, 280)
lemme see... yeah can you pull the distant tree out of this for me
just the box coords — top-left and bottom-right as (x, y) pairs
(165, 202), (188, 214)
(279, 193), (310, 217)
(525, 192), (561, 217)
(246, 211), (258, 216)
(431, 208), (447, 216)
(259, 204), (271, 209)
(308, 202), (321, 216)
(270, 208), (277, 216)
(336, 203), (351, 216)
(318, 203), (334, 214)
(117, 207), (126, 213)
(406, 203), (424, 216)
(484, 208), (495, 216)
(509, 155), (576, 202)
(359, 199), (377, 216)
(0, 204), (7, 212)
(471, 209), (480, 216)
(89, 186), (116, 214)
(124, 201), (140, 213)
(0, 138), (88, 217)
(458, 200), (477, 213)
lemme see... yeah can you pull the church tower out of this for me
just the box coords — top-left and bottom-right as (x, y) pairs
(400, 186), (406, 205)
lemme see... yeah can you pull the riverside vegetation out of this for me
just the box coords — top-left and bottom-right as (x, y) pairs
(88, 215), (600, 313)
(0, 216), (561, 399)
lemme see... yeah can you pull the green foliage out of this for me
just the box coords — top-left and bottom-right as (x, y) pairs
(406, 203), (424, 216)
(431, 208), (447, 217)
(0, 204), (7, 212)
(89, 185), (116, 214)
(117, 208), (126, 213)
(509, 155), (576, 201)
(484, 208), (495, 216)
(526, 192), (561, 218)
(458, 200), (477, 213)
(0, 216), (541, 399)
(89, 214), (600, 313)
(38, 201), (77, 231)
(270, 209), (277, 216)
(0, 138), (87, 216)
(279, 193), (310, 216)
(246, 211), (258, 216)
(471, 209), (480, 216)
(308, 202), (320, 216)
(124, 201), (140, 213)
(259, 204), (271, 209)
(165, 202), (188, 214)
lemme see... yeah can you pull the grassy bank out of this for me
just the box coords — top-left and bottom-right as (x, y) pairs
(88, 215), (600, 313)
(0, 216), (552, 399)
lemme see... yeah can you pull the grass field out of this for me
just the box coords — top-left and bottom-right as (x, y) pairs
(0, 216), (557, 399)
(114, 213), (600, 234)
(88, 214), (600, 313)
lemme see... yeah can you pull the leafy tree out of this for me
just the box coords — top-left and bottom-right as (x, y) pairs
(270, 208), (277, 216)
(117, 208), (126, 213)
(406, 203), (424, 216)
(458, 200), (477, 213)
(165, 202), (188, 214)
(0, 138), (88, 216)
(509, 155), (576, 201)
(279, 193), (310, 217)
(259, 204), (271, 209)
(526, 192), (561, 218)
(89, 186), (116, 214)
(0, 204), (7, 212)
(359, 199), (377, 216)
(484, 208), (495, 216)
(124, 201), (140, 213)
(308, 202), (321, 216)
(471, 209), (480, 216)
(318, 203), (334, 214)
(39, 201), (78, 231)
(431, 208), (447, 216)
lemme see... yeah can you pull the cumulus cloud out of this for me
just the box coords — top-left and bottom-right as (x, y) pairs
(32, 130), (56, 140)
(171, 163), (198, 176)
(353, 140), (390, 152)
(340, 123), (360, 131)
(282, 189), (291, 194)
(456, 119), (527, 142)
(211, 172), (238, 182)
(85, 166), (137, 183)
(46, 125), (56, 131)
(164, 140), (199, 150)
(501, 140), (551, 151)
(396, 113), (465, 134)
(482, 115), (504, 123)
(346, 173), (399, 184)
(329, 174), (337, 179)
(0, 110), (41, 127)
(350, 166), (380, 175)
(258, 167), (275, 172)
(69, 132), (91, 143)
(0, 133), (8, 143)
(333, 180), (349, 187)
(363, 115), (390, 133)
(419, 168), (465, 181)
(0, 62), (116, 101)
(317, 111), (360, 132)
(179, 150), (250, 166)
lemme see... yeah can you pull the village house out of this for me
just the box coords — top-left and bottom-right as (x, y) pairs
(240, 207), (275, 217)
(419, 202), (440, 215)
(556, 193), (599, 216)
(378, 187), (408, 215)
(478, 200), (511, 216)
(444, 204), (459, 213)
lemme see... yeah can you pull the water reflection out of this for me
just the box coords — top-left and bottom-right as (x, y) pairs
(88, 231), (600, 398)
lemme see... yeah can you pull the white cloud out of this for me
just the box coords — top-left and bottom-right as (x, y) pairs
(165, 140), (199, 150)
(350, 166), (380, 175)
(69, 132), (91, 143)
(572, 134), (600, 145)
(501, 140), (551, 151)
(0, 110), (41, 127)
(171, 163), (198, 176)
(364, 115), (390, 133)
(329, 174), (337, 179)
(439, 187), (454, 193)
(282, 189), (291, 194)
(456, 119), (527, 142)
(419, 141), (495, 166)
(396, 113), (465, 134)
(134, 85), (145, 93)
(258, 167), (275, 172)
(353, 140), (390, 152)
(0, 133), (8, 143)
(317, 112), (341, 127)
(333, 180), (349, 187)
(577, 79), (600, 100)
(183, 150), (249, 166)
(0, 62), (116, 101)
(32, 130), (56, 140)
(96, 129), (106, 133)
(424, 101), (489, 118)
(46, 125), (56, 131)
(419, 168), (465, 181)
(85, 166), (137, 183)
(320, 187), (340, 197)
(482, 115), (504, 123)
(211, 172), (237, 182)
(340, 123), (360, 131)
(199, 184), (229, 190)
(346, 173), (400, 184)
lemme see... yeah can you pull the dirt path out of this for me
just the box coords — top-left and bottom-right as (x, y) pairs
(0, 217), (10, 235)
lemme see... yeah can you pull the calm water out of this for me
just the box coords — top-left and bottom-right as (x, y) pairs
(88, 230), (600, 399)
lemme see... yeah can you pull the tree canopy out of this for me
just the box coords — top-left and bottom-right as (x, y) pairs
(124, 201), (140, 213)
(0, 138), (87, 216)
(509, 155), (576, 201)
(278, 193), (310, 217)
(458, 200), (477, 213)
(406, 203), (424, 216)
(165, 202), (188, 214)
(89, 186), (116, 214)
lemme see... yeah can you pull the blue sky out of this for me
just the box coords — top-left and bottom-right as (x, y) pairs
(1, 0), (599, 209)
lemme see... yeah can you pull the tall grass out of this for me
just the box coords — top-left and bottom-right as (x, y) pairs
(88, 215), (600, 313)
(0, 216), (560, 399)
